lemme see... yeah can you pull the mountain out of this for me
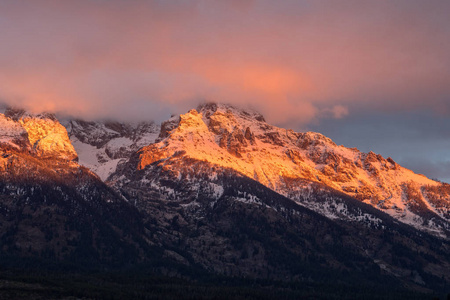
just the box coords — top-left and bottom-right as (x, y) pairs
(0, 110), (155, 268)
(128, 103), (450, 238)
(1, 104), (449, 298)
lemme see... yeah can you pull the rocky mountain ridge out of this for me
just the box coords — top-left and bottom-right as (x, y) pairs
(1, 104), (448, 238)
(131, 103), (450, 238)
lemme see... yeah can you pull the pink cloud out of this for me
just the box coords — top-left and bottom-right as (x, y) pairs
(1, 0), (450, 126)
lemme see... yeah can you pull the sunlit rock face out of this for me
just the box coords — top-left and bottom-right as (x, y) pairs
(2, 104), (448, 238)
(134, 103), (449, 237)
(5, 109), (77, 161)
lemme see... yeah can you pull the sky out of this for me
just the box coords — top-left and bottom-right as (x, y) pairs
(1, 0), (450, 182)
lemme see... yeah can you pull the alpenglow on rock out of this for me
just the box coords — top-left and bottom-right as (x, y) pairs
(132, 103), (450, 238)
(4, 108), (77, 161)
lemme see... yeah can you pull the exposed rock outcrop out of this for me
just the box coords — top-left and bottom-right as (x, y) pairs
(3, 109), (77, 160)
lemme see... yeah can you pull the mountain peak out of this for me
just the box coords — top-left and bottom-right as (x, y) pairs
(130, 103), (449, 237)
(197, 102), (266, 123)
(2, 108), (77, 160)
(4, 107), (57, 122)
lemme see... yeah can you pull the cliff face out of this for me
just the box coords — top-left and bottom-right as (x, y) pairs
(4, 109), (77, 161)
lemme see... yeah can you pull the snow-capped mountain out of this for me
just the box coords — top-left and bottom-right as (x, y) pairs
(0, 109), (151, 266)
(63, 119), (159, 181)
(1, 104), (450, 293)
(128, 103), (450, 238)
(2, 103), (449, 238)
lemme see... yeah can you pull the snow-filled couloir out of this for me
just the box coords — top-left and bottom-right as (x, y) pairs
(64, 119), (160, 181)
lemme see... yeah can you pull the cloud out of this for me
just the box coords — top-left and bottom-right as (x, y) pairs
(320, 105), (349, 120)
(1, 0), (450, 125)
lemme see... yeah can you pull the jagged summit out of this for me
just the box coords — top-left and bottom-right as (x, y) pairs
(136, 103), (357, 184)
(3, 107), (27, 121)
(1, 108), (77, 160)
(197, 102), (266, 122)
(4, 107), (58, 122)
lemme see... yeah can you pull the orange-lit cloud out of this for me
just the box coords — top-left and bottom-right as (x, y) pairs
(1, 0), (450, 127)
